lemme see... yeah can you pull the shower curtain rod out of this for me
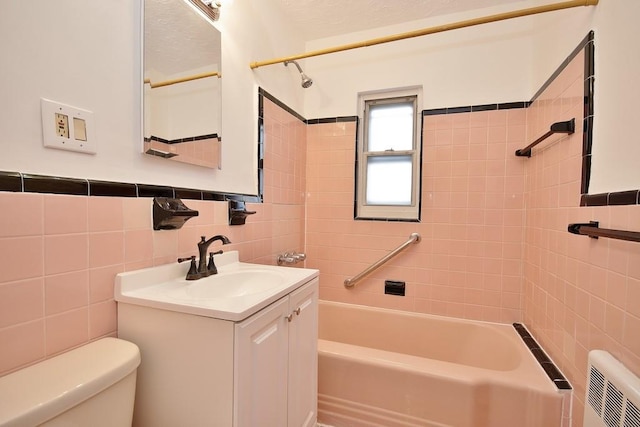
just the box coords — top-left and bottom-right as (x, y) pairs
(143, 71), (220, 89)
(249, 0), (599, 69)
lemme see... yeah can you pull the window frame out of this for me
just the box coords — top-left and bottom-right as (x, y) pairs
(355, 88), (422, 221)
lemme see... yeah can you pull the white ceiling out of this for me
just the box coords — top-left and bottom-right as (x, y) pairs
(145, 0), (529, 76)
(271, 0), (528, 41)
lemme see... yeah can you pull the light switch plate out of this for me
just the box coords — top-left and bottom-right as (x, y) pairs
(41, 98), (96, 154)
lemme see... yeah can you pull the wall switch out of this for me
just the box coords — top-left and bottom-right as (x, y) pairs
(41, 98), (96, 154)
(73, 117), (87, 141)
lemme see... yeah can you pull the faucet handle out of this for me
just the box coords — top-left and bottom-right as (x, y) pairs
(207, 251), (223, 274)
(178, 255), (200, 280)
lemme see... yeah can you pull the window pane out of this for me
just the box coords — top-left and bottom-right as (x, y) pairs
(367, 102), (414, 152)
(366, 156), (412, 205)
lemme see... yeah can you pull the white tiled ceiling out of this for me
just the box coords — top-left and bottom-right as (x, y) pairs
(271, 0), (528, 40)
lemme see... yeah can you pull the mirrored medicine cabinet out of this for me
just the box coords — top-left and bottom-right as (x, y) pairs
(143, 0), (222, 169)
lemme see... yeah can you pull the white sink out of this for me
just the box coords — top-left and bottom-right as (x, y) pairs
(167, 269), (285, 300)
(115, 251), (318, 321)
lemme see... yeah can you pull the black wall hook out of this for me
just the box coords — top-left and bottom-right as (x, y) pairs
(153, 197), (198, 230)
(228, 199), (256, 225)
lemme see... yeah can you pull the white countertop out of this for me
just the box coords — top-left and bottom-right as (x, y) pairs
(115, 251), (319, 321)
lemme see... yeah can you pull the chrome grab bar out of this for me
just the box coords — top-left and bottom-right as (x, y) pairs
(344, 233), (421, 288)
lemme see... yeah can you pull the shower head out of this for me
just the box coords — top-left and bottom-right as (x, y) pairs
(284, 60), (313, 88)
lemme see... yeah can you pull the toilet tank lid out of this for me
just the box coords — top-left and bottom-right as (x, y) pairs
(0, 337), (140, 427)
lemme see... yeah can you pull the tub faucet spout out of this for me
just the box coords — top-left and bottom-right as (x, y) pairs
(197, 235), (231, 276)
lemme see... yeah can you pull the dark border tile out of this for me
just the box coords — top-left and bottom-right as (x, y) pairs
(354, 217), (421, 223)
(541, 362), (564, 380)
(532, 31), (594, 103)
(584, 77), (595, 118)
(530, 348), (551, 364)
(149, 133), (219, 144)
(258, 115), (265, 199)
(554, 380), (573, 390)
(421, 102), (530, 117)
(499, 101), (530, 110)
(0, 171), (22, 192)
(512, 323), (571, 390)
(609, 190), (639, 206)
(581, 32), (596, 197)
(137, 184), (174, 198)
(306, 116), (357, 124)
(202, 191), (227, 201)
(581, 155), (592, 195)
(446, 106), (472, 114)
(147, 135), (170, 143)
(422, 108), (447, 116)
(583, 116), (594, 156)
(581, 191), (640, 207)
(259, 88), (306, 123)
(313, 117), (341, 124)
(337, 116), (358, 122)
(23, 174), (88, 196)
(89, 180), (137, 197)
(584, 32), (595, 79)
(583, 192), (608, 206)
(471, 104), (497, 112)
(174, 188), (203, 200)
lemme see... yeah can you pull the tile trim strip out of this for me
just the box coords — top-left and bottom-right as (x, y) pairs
(422, 101), (530, 116)
(530, 31), (594, 103)
(0, 171), (260, 203)
(258, 87), (307, 123)
(146, 133), (219, 144)
(513, 323), (572, 390)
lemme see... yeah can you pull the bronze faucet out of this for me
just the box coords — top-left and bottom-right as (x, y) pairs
(178, 235), (231, 280)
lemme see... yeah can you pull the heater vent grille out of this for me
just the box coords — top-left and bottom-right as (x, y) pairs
(603, 383), (623, 427)
(625, 401), (640, 427)
(584, 351), (640, 427)
(589, 366), (606, 414)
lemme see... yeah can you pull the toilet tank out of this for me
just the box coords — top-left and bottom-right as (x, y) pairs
(0, 337), (140, 427)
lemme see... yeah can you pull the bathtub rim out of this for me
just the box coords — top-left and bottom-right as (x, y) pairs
(318, 299), (567, 393)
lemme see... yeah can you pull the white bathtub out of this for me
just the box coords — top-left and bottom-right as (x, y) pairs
(317, 301), (564, 427)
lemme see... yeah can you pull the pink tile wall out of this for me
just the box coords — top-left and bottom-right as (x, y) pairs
(0, 99), (306, 376)
(305, 107), (527, 323)
(522, 51), (640, 426)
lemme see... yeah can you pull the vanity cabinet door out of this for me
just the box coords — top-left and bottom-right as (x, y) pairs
(287, 280), (318, 427)
(234, 296), (289, 427)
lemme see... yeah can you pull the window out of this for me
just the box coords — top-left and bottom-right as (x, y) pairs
(356, 89), (422, 221)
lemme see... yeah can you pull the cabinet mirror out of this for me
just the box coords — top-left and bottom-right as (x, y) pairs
(143, 0), (222, 169)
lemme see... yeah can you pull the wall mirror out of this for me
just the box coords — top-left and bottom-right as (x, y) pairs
(143, 0), (222, 169)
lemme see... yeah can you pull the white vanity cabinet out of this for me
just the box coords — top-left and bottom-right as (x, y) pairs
(234, 279), (318, 427)
(117, 275), (318, 427)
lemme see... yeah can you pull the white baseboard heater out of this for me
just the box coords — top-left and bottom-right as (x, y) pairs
(584, 350), (640, 427)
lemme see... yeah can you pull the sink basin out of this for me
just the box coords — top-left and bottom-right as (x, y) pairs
(167, 269), (285, 300)
(114, 251), (319, 321)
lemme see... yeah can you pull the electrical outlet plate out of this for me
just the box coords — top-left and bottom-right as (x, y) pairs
(41, 98), (96, 154)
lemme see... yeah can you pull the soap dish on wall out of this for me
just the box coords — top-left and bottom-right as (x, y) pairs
(153, 197), (199, 230)
(228, 199), (256, 225)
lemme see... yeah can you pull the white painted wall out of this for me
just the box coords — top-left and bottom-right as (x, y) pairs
(0, 0), (304, 195)
(302, 3), (537, 118)
(530, 0), (640, 194)
(1, 0), (633, 195)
